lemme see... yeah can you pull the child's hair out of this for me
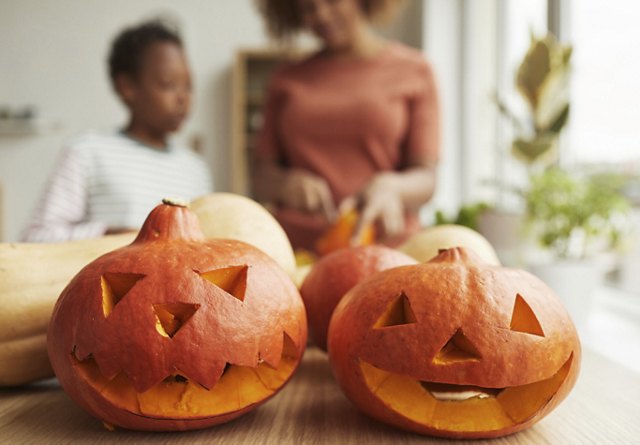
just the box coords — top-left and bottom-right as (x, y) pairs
(255, 0), (406, 42)
(108, 18), (182, 83)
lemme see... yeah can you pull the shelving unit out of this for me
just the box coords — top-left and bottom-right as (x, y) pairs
(230, 48), (306, 196)
(0, 118), (59, 136)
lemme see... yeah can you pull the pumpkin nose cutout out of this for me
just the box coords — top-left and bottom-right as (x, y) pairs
(153, 303), (200, 338)
(198, 265), (248, 301)
(373, 292), (417, 328)
(510, 294), (545, 337)
(101, 272), (146, 317)
(433, 328), (482, 364)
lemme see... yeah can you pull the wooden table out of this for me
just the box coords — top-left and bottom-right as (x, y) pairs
(1, 347), (639, 444)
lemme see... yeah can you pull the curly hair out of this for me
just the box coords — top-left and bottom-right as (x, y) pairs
(255, 0), (406, 42)
(108, 18), (182, 83)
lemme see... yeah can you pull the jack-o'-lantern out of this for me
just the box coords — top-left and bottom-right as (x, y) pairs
(301, 245), (416, 351)
(328, 247), (580, 439)
(47, 200), (307, 432)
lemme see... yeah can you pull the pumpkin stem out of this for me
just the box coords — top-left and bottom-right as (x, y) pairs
(134, 200), (204, 242)
(161, 197), (190, 208)
(430, 247), (485, 265)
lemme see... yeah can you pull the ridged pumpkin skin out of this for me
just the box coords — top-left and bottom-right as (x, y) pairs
(328, 248), (580, 439)
(301, 245), (416, 351)
(47, 201), (307, 431)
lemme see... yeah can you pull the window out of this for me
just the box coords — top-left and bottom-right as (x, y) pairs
(567, 0), (640, 164)
(493, 0), (549, 209)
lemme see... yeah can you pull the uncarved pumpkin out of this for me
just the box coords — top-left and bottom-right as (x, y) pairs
(301, 245), (416, 351)
(190, 193), (297, 279)
(328, 247), (580, 439)
(399, 224), (500, 265)
(47, 200), (307, 431)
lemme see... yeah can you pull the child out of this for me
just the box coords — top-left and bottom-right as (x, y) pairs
(22, 19), (213, 242)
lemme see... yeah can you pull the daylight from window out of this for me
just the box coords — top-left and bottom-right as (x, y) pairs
(570, 0), (640, 164)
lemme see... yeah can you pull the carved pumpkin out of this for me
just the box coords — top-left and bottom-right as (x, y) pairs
(328, 247), (580, 439)
(301, 245), (416, 351)
(47, 200), (307, 431)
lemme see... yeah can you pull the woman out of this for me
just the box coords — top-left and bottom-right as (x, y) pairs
(254, 0), (440, 252)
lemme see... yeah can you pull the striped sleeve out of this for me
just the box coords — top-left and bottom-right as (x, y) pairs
(21, 144), (107, 242)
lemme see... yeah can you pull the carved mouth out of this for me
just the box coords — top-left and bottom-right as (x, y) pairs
(419, 382), (503, 401)
(72, 334), (299, 420)
(360, 354), (573, 433)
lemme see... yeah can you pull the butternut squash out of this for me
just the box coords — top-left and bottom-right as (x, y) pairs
(0, 233), (135, 386)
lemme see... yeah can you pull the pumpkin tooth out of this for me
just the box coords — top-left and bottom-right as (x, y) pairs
(420, 382), (504, 401)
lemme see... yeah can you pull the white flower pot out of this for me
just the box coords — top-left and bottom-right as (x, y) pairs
(477, 210), (525, 267)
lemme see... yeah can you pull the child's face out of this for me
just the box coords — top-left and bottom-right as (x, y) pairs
(126, 42), (192, 136)
(297, 0), (365, 50)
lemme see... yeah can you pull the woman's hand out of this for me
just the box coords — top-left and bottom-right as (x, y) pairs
(351, 172), (406, 242)
(350, 165), (437, 242)
(280, 169), (337, 222)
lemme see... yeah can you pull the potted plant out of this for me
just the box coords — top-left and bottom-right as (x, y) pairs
(499, 32), (572, 170)
(524, 167), (630, 333)
(477, 32), (574, 266)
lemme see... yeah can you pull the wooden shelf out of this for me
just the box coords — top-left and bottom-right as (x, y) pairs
(0, 119), (59, 136)
(230, 48), (308, 196)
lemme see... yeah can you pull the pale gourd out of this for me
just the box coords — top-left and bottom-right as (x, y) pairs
(399, 224), (501, 265)
(0, 233), (134, 386)
(190, 193), (297, 279)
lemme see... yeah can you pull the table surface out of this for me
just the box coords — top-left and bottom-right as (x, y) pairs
(1, 346), (639, 445)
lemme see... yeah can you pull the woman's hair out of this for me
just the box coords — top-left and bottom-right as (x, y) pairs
(255, 0), (406, 42)
(108, 18), (182, 82)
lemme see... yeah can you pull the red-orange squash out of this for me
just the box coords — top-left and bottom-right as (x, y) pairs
(328, 247), (580, 439)
(47, 200), (307, 431)
(300, 245), (416, 351)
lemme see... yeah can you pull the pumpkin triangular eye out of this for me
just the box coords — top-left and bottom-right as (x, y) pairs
(153, 303), (200, 338)
(198, 265), (248, 302)
(433, 328), (482, 364)
(510, 294), (545, 336)
(373, 292), (417, 328)
(101, 272), (146, 317)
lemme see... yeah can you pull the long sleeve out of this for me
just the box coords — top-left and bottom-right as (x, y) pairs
(21, 145), (106, 242)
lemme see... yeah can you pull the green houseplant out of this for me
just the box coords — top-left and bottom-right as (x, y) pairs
(525, 168), (630, 260)
(497, 32), (572, 169)
(472, 33), (573, 266)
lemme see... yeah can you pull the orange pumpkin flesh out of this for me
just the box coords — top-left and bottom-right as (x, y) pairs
(301, 245), (416, 351)
(47, 200), (307, 431)
(328, 248), (580, 439)
(315, 209), (375, 256)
